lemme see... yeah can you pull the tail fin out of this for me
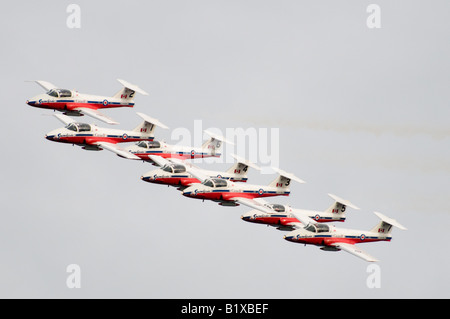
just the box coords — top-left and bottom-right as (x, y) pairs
(269, 167), (306, 188)
(324, 193), (360, 217)
(133, 112), (169, 136)
(113, 79), (149, 101)
(226, 154), (260, 178)
(202, 130), (233, 156)
(370, 212), (407, 235)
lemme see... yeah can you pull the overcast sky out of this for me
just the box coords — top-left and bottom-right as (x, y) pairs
(1, 1), (449, 298)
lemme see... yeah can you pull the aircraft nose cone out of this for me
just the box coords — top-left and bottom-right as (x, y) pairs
(182, 190), (194, 197)
(45, 134), (55, 141)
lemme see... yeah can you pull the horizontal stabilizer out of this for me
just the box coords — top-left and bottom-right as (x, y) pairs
(272, 167), (305, 184)
(136, 112), (169, 129)
(230, 154), (261, 171)
(328, 193), (360, 210)
(117, 79), (149, 96)
(204, 130), (234, 145)
(373, 212), (407, 230)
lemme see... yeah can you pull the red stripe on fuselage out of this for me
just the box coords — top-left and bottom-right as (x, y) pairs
(150, 177), (200, 187)
(248, 216), (297, 226)
(136, 153), (221, 161)
(192, 191), (289, 201)
(34, 102), (133, 111)
(53, 136), (151, 145)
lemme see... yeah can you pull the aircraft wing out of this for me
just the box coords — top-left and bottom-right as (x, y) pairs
(95, 142), (141, 160)
(148, 155), (209, 183)
(284, 222), (304, 229)
(30, 80), (58, 91)
(290, 210), (319, 226)
(74, 107), (119, 125)
(229, 197), (274, 214)
(148, 155), (173, 167)
(53, 113), (76, 125)
(330, 242), (379, 262)
(184, 166), (210, 183)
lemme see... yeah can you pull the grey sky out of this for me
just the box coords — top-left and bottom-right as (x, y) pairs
(0, 1), (449, 298)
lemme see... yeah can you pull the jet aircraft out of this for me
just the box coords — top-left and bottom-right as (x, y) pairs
(240, 194), (360, 230)
(141, 154), (260, 189)
(284, 211), (406, 262)
(45, 112), (167, 159)
(182, 167), (305, 207)
(27, 79), (148, 125)
(124, 130), (232, 162)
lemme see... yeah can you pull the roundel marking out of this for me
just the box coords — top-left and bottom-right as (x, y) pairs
(360, 234), (366, 241)
(258, 188), (265, 195)
(315, 214), (320, 221)
(103, 99), (109, 106)
(191, 150), (196, 157)
(217, 174), (222, 179)
(122, 133), (128, 140)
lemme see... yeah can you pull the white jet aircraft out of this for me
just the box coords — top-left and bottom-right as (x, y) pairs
(141, 154), (260, 190)
(240, 194), (360, 230)
(182, 167), (305, 207)
(124, 130), (233, 162)
(45, 112), (167, 159)
(283, 211), (407, 262)
(26, 79), (148, 125)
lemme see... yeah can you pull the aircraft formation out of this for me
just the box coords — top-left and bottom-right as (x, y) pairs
(27, 79), (407, 262)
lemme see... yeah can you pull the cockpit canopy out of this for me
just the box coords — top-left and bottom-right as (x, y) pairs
(265, 204), (285, 212)
(65, 123), (91, 132)
(161, 164), (186, 174)
(304, 223), (330, 233)
(136, 141), (161, 149)
(202, 178), (228, 188)
(46, 89), (72, 98)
